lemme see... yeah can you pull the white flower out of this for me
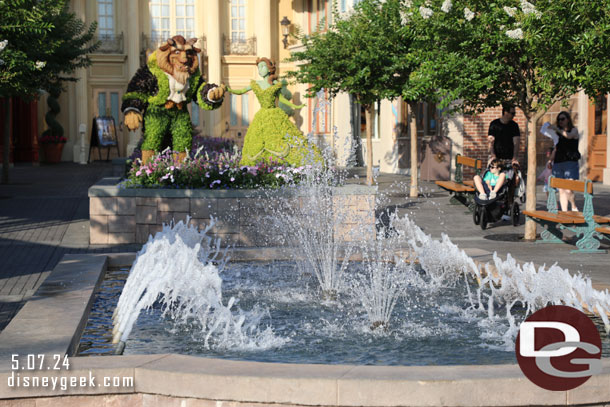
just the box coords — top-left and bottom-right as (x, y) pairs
(503, 6), (517, 17)
(0, 40), (7, 52)
(400, 9), (411, 25)
(441, 0), (452, 13)
(419, 6), (433, 19)
(520, 0), (541, 18)
(0, 59), (4, 66)
(506, 28), (524, 39)
(403, 0), (413, 7)
(464, 7), (475, 21)
(35, 61), (46, 69)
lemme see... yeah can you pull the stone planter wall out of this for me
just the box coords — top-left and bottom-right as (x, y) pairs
(89, 178), (377, 246)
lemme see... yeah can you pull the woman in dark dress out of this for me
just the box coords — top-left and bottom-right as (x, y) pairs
(547, 111), (580, 212)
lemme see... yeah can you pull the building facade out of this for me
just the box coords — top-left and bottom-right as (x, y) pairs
(8, 0), (609, 185)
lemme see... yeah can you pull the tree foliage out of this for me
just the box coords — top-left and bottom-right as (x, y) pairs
(407, 0), (610, 117)
(0, 0), (99, 98)
(288, 0), (423, 109)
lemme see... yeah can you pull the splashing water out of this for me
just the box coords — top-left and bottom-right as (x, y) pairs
(347, 223), (416, 330)
(394, 214), (610, 349)
(112, 219), (286, 351)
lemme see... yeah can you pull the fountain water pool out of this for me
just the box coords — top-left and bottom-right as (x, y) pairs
(87, 260), (610, 365)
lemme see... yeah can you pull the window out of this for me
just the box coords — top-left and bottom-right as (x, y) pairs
(309, 90), (331, 135)
(150, 0), (195, 41)
(308, 0), (329, 33)
(359, 103), (380, 140)
(97, 0), (114, 38)
(175, 0), (195, 38)
(150, 0), (170, 40)
(230, 0), (246, 42)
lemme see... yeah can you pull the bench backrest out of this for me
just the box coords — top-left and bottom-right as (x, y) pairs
(454, 154), (482, 183)
(547, 176), (595, 219)
(549, 177), (594, 194)
(456, 155), (483, 170)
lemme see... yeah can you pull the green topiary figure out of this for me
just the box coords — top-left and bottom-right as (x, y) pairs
(121, 35), (226, 163)
(228, 57), (322, 167)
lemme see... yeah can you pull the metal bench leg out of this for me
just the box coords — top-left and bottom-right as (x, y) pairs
(535, 220), (564, 244)
(571, 226), (606, 254)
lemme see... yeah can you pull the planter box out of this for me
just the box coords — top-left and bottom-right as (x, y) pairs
(89, 178), (377, 246)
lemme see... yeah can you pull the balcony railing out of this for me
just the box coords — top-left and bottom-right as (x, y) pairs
(223, 35), (256, 56)
(93, 32), (124, 54)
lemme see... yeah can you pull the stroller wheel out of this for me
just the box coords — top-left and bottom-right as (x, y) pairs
(473, 205), (481, 225)
(480, 208), (488, 230)
(511, 202), (520, 226)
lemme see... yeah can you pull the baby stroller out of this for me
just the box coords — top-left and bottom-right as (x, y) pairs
(472, 163), (523, 230)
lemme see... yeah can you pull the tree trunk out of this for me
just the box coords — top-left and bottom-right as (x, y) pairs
(524, 111), (544, 240)
(365, 105), (374, 186)
(408, 101), (419, 198)
(2, 98), (11, 184)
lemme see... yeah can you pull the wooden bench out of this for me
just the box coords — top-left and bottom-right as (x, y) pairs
(435, 154), (482, 208)
(523, 176), (610, 253)
(596, 226), (610, 240)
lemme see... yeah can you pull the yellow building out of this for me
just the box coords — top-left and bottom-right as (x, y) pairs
(48, 0), (335, 163)
(40, 0), (609, 185)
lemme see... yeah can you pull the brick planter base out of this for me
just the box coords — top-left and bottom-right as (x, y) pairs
(89, 178), (377, 246)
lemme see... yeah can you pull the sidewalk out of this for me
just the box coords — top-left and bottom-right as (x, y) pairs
(0, 163), (608, 331)
(369, 172), (610, 290)
(0, 162), (139, 330)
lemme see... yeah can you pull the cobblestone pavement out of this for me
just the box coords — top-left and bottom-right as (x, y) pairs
(1, 163), (609, 331)
(0, 162), (139, 330)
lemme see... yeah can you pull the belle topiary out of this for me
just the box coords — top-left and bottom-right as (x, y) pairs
(228, 57), (323, 167)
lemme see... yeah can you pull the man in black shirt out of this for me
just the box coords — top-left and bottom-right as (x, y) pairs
(488, 103), (520, 166)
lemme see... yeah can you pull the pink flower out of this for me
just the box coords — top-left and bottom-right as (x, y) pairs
(145, 168), (153, 175)
(136, 170), (142, 176)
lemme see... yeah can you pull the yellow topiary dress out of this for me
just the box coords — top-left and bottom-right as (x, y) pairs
(240, 80), (322, 166)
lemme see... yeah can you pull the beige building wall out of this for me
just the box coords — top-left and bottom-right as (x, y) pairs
(42, 0), (607, 182)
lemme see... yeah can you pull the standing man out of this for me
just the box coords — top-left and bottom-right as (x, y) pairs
(488, 103), (520, 167)
(487, 103), (521, 209)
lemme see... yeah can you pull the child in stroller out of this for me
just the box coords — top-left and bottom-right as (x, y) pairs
(472, 159), (521, 229)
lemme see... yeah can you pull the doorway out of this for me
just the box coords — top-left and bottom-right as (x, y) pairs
(587, 94), (607, 181)
(93, 88), (125, 158)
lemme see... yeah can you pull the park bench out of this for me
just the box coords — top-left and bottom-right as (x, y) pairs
(523, 176), (610, 253)
(596, 226), (610, 240)
(435, 154), (483, 208)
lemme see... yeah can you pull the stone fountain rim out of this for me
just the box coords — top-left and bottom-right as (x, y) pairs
(0, 252), (608, 406)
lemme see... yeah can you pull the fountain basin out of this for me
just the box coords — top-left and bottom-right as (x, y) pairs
(88, 178), (376, 246)
(1, 253), (609, 406)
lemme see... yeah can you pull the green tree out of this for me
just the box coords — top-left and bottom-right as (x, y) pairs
(408, 0), (610, 239)
(0, 0), (98, 183)
(288, 0), (427, 187)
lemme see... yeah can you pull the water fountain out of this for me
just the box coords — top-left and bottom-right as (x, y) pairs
(104, 160), (610, 366)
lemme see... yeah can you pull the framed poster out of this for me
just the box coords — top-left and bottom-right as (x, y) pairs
(89, 116), (120, 162)
(93, 116), (118, 147)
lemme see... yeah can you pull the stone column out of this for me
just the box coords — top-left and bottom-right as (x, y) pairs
(255, 0), (272, 59)
(603, 93), (610, 185)
(205, 0), (222, 137)
(72, 0), (88, 163)
(125, 0), (142, 156)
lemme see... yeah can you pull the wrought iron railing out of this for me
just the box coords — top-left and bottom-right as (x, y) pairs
(93, 32), (124, 54)
(222, 34), (256, 55)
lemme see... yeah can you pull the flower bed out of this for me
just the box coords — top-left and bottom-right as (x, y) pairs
(123, 149), (306, 190)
